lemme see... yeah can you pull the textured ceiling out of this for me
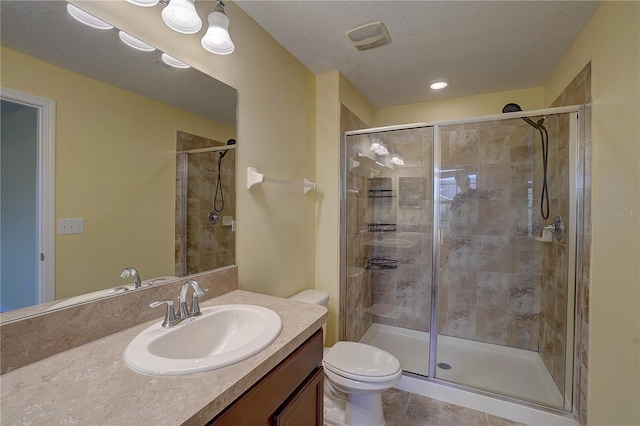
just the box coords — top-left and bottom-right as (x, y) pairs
(235, 1), (601, 108)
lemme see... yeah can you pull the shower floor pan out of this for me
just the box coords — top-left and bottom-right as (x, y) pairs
(360, 323), (564, 408)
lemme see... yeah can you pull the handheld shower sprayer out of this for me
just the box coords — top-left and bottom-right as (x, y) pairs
(209, 139), (237, 224)
(502, 103), (550, 220)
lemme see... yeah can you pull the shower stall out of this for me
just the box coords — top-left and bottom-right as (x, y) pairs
(175, 132), (236, 276)
(340, 106), (582, 411)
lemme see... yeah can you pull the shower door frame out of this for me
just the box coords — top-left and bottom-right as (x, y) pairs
(341, 105), (582, 412)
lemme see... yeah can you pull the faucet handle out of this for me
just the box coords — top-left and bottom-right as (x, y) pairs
(190, 291), (206, 317)
(150, 300), (181, 328)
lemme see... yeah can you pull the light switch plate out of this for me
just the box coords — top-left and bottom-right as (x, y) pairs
(58, 218), (84, 234)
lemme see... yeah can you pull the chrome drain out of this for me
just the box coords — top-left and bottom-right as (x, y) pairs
(437, 362), (452, 370)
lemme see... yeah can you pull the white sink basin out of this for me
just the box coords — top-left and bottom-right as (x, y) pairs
(124, 304), (282, 376)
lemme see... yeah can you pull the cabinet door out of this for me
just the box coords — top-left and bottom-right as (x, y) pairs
(273, 367), (324, 426)
(209, 329), (323, 426)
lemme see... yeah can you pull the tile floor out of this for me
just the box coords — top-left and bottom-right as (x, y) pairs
(382, 389), (527, 426)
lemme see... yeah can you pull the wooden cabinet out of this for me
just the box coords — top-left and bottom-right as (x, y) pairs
(209, 329), (324, 426)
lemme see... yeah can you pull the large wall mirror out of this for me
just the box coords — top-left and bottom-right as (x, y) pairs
(0, 1), (237, 321)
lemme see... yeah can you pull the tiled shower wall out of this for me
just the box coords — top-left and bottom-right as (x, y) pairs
(537, 113), (571, 393)
(341, 105), (373, 341)
(343, 115), (434, 340)
(366, 129), (434, 333)
(549, 63), (591, 425)
(175, 131), (236, 276)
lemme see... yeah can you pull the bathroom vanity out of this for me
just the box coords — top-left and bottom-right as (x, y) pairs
(0, 290), (326, 425)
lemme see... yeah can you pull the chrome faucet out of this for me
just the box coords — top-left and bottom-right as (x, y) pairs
(120, 267), (142, 288)
(150, 300), (180, 328)
(178, 280), (208, 319)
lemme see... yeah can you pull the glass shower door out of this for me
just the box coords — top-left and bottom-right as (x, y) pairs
(433, 113), (577, 409)
(344, 126), (434, 377)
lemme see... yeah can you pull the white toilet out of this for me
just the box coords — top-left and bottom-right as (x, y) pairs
(290, 290), (401, 426)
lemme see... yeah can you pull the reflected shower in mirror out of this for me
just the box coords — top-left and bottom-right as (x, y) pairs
(0, 0), (237, 320)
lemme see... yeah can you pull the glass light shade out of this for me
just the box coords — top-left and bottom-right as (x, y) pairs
(162, 0), (202, 34)
(126, 0), (160, 6)
(161, 53), (191, 69)
(201, 11), (235, 55)
(119, 32), (156, 52)
(67, 4), (114, 30)
(369, 137), (382, 152)
(376, 143), (389, 156)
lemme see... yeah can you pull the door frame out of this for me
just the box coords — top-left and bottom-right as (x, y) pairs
(2, 87), (56, 303)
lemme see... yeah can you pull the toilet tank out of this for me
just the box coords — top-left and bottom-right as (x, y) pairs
(289, 289), (329, 307)
(289, 290), (329, 345)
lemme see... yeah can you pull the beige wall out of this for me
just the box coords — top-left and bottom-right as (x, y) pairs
(1, 46), (232, 299)
(374, 87), (544, 126)
(315, 71), (374, 345)
(315, 71), (341, 344)
(70, 1), (317, 302)
(544, 2), (640, 424)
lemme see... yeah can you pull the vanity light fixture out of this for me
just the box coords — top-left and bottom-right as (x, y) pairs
(369, 136), (382, 153)
(67, 4), (114, 30)
(126, 0), (235, 55)
(430, 80), (448, 90)
(162, 53), (191, 68)
(390, 153), (405, 166)
(369, 137), (390, 156)
(201, 1), (235, 55)
(119, 31), (156, 52)
(162, 0), (202, 34)
(376, 143), (389, 156)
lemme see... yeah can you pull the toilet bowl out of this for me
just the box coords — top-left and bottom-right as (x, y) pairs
(289, 290), (401, 426)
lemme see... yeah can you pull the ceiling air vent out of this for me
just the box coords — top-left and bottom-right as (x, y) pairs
(346, 21), (391, 51)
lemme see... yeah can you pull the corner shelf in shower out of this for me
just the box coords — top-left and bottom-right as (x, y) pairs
(368, 189), (394, 198)
(367, 223), (396, 233)
(366, 258), (398, 270)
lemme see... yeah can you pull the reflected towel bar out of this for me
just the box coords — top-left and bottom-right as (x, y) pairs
(247, 167), (317, 194)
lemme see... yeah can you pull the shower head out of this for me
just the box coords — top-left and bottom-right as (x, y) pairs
(502, 103), (544, 129)
(502, 103), (522, 113)
(219, 139), (236, 159)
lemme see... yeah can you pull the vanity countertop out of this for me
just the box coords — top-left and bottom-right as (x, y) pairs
(0, 290), (327, 425)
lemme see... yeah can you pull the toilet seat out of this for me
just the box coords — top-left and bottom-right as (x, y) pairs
(323, 341), (401, 383)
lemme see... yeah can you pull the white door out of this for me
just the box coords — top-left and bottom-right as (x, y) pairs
(1, 87), (55, 311)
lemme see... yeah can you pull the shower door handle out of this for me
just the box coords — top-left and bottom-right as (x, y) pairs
(438, 228), (444, 245)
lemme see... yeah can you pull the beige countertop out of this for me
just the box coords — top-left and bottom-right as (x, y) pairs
(0, 290), (327, 425)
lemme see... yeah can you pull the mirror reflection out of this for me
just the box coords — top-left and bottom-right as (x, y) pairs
(0, 1), (237, 318)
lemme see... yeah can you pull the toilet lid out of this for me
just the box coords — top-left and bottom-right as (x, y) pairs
(323, 341), (400, 379)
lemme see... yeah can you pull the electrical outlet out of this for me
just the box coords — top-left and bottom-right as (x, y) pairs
(58, 218), (84, 235)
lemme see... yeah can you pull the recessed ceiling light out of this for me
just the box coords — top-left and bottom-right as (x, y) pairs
(430, 80), (448, 90)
